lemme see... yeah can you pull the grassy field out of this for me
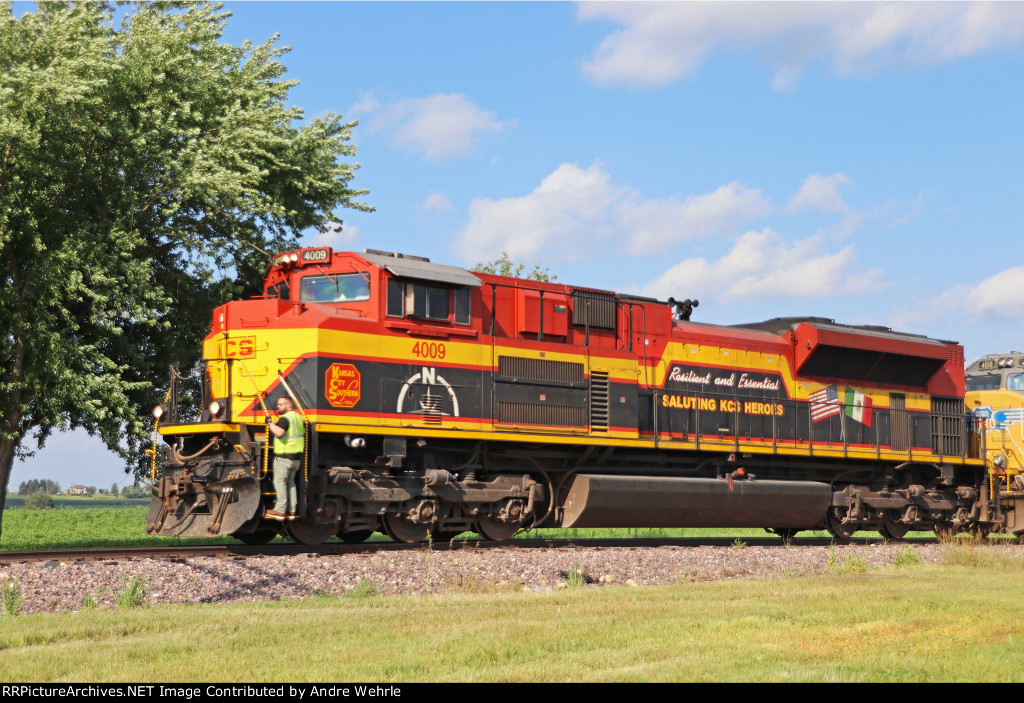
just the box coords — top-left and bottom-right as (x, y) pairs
(3, 553), (1024, 682)
(0, 503), (944, 550)
(2, 506), (1023, 681)
(0, 506), (239, 550)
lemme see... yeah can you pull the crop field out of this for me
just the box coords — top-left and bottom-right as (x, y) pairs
(0, 506), (235, 550)
(0, 503), (943, 551)
(3, 495), (150, 510)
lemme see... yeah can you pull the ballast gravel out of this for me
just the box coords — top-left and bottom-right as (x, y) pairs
(4, 542), (1024, 615)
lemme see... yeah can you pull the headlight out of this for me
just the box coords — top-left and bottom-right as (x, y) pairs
(209, 401), (221, 418)
(152, 405), (164, 419)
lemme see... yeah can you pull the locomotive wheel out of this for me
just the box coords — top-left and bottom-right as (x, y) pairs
(338, 529), (375, 544)
(283, 520), (338, 545)
(234, 529), (277, 545)
(383, 513), (430, 543)
(476, 515), (522, 542)
(825, 507), (856, 543)
(880, 510), (909, 540)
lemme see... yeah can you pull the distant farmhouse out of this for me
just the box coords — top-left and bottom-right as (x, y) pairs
(67, 485), (88, 496)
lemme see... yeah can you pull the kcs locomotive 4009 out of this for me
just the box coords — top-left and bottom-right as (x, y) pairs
(146, 247), (1016, 544)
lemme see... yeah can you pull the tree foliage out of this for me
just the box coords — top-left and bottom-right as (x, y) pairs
(120, 484), (147, 498)
(17, 478), (60, 495)
(0, 1), (372, 532)
(472, 252), (557, 282)
(24, 491), (54, 510)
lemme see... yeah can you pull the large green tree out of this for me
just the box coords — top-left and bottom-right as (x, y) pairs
(0, 1), (371, 534)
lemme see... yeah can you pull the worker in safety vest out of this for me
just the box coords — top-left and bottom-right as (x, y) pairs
(266, 395), (303, 520)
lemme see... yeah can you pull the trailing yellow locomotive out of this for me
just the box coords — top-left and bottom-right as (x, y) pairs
(966, 353), (1024, 534)
(147, 247), (996, 544)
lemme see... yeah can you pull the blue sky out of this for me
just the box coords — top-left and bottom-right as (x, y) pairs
(12, 1), (1024, 491)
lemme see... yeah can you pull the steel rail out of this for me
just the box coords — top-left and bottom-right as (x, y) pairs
(0, 535), (933, 564)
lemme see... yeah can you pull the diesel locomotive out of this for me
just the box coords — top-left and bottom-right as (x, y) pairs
(146, 247), (1004, 544)
(965, 353), (1024, 534)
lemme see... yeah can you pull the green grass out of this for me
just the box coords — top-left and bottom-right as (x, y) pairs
(3, 561), (1024, 682)
(0, 504), (974, 551)
(2, 506), (1022, 681)
(113, 575), (149, 609)
(0, 506), (237, 550)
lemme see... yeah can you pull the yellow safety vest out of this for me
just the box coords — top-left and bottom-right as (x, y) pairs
(273, 410), (304, 455)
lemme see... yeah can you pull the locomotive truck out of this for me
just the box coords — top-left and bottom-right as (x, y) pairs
(146, 247), (1003, 544)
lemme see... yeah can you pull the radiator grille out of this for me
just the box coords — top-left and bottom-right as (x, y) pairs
(590, 372), (609, 432)
(497, 356), (585, 384)
(497, 402), (586, 428)
(931, 396), (964, 456)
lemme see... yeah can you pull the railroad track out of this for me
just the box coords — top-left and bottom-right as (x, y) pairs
(0, 535), (916, 563)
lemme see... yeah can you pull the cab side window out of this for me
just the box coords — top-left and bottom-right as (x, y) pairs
(387, 278), (470, 325)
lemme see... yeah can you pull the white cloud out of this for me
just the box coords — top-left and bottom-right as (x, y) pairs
(642, 229), (885, 303)
(616, 182), (773, 253)
(420, 192), (454, 213)
(898, 266), (1024, 327)
(307, 221), (359, 250)
(965, 267), (1024, 319)
(353, 92), (515, 160)
(452, 164), (771, 264)
(453, 162), (626, 264)
(786, 172), (851, 214)
(349, 91), (381, 115)
(578, 2), (1024, 89)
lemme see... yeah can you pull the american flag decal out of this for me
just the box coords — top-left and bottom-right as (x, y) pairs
(809, 384), (840, 422)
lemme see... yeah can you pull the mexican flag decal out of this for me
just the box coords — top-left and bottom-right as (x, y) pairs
(844, 387), (873, 426)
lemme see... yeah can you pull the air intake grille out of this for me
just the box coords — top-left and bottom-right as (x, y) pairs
(590, 372), (609, 432)
(931, 396), (964, 456)
(572, 290), (616, 330)
(890, 394), (908, 452)
(947, 345), (964, 368)
(498, 356), (585, 384)
(497, 402), (586, 428)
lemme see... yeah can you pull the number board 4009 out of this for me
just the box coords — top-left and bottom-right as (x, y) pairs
(412, 341), (446, 359)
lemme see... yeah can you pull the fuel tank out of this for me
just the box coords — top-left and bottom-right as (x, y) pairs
(561, 474), (831, 529)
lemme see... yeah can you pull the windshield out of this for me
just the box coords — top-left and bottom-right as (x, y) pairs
(966, 374), (1001, 391)
(1009, 374), (1024, 392)
(299, 273), (370, 303)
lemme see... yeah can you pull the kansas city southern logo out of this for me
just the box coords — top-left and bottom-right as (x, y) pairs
(325, 363), (361, 408)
